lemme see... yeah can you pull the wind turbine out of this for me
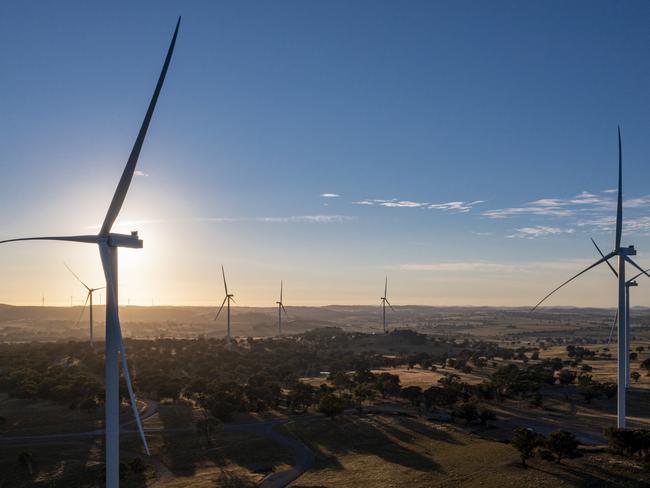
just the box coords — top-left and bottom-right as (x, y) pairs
(591, 238), (650, 387)
(215, 265), (236, 342)
(0, 18), (180, 487)
(276, 280), (289, 336)
(65, 263), (104, 347)
(380, 276), (394, 333)
(532, 127), (650, 428)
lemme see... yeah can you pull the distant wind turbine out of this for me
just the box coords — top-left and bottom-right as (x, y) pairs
(532, 127), (650, 428)
(380, 276), (394, 333)
(65, 263), (104, 347)
(0, 18), (180, 487)
(215, 265), (236, 342)
(276, 280), (289, 336)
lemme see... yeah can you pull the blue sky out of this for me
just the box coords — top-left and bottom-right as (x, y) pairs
(2, 1), (650, 307)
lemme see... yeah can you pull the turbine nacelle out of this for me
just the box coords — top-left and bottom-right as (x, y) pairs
(107, 232), (143, 249)
(620, 245), (636, 257)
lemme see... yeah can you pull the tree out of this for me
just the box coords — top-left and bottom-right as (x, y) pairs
(400, 386), (423, 408)
(558, 369), (576, 386)
(640, 358), (650, 371)
(287, 382), (316, 413)
(453, 401), (479, 424)
(511, 428), (542, 468)
(353, 384), (376, 409)
(546, 430), (579, 463)
(317, 393), (345, 419)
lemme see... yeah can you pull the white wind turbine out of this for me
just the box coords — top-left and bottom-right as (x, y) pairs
(215, 265), (236, 342)
(380, 276), (394, 333)
(532, 127), (650, 428)
(65, 263), (104, 347)
(0, 18), (180, 487)
(276, 280), (289, 336)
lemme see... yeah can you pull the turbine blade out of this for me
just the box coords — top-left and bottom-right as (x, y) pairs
(625, 257), (650, 281)
(230, 296), (236, 304)
(384, 276), (387, 297)
(385, 299), (395, 312)
(531, 252), (615, 311)
(214, 296), (227, 321)
(607, 310), (618, 345)
(630, 267), (650, 282)
(100, 17), (181, 235)
(117, 327), (150, 455)
(0, 235), (100, 245)
(590, 238), (617, 277)
(615, 126), (623, 250)
(221, 265), (228, 295)
(281, 304), (289, 318)
(280, 280), (283, 303)
(73, 292), (91, 329)
(64, 262), (91, 291)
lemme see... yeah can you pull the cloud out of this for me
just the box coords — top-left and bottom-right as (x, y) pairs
(134, 170), (149, 177)
(483, 190), (650, 221)
(483, 206), (574, 219)
(320, 193), (340, 198)
(603, 188), (617, 193)
(353, 198), (483, 212)
(507, 226), (575, 239)
(387, 258), (595, 274)
(393, 262), (521, 273)
(428, 200), (485, 213)
(483, 191), (611, 219)
(258, 215), (355, 223)
(196, 215), (356, 224)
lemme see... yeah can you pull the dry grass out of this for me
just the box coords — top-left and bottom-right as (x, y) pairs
(283, 415), (650, 487)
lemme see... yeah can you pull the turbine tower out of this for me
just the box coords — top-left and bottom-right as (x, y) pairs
(276, 280), (289, 336)
(215, 265), (236, 342)
(380, 276), (394, 333)
(0, 18), (180, 487)
(532, 127), (650, 428)
(65, 263), (104, 347)
(591, 238), (649, 387)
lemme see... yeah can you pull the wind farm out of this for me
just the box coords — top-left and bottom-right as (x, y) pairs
(4, 3), (650, 488)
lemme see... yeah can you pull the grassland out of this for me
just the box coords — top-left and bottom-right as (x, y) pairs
(284, 415), (650, 487)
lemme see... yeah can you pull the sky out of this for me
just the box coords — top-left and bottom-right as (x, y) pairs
(2, 1), (650, 307)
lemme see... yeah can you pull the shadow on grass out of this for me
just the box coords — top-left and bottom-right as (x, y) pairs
(529, 457), (649, 487)
(289, 416), (445, 474)
(158, 403), (199, 477)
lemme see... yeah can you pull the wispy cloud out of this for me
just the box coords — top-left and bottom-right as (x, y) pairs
(428, 200), (485, 213)
(483, 189), (650, 221)
(134, 170), (149, 177)
(320, 193), (340, 198)
(196, 215), (356, 224)
(507, 226), (575, 239)
(388, 258), (594, 274)
(353, 198), (484, 213)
